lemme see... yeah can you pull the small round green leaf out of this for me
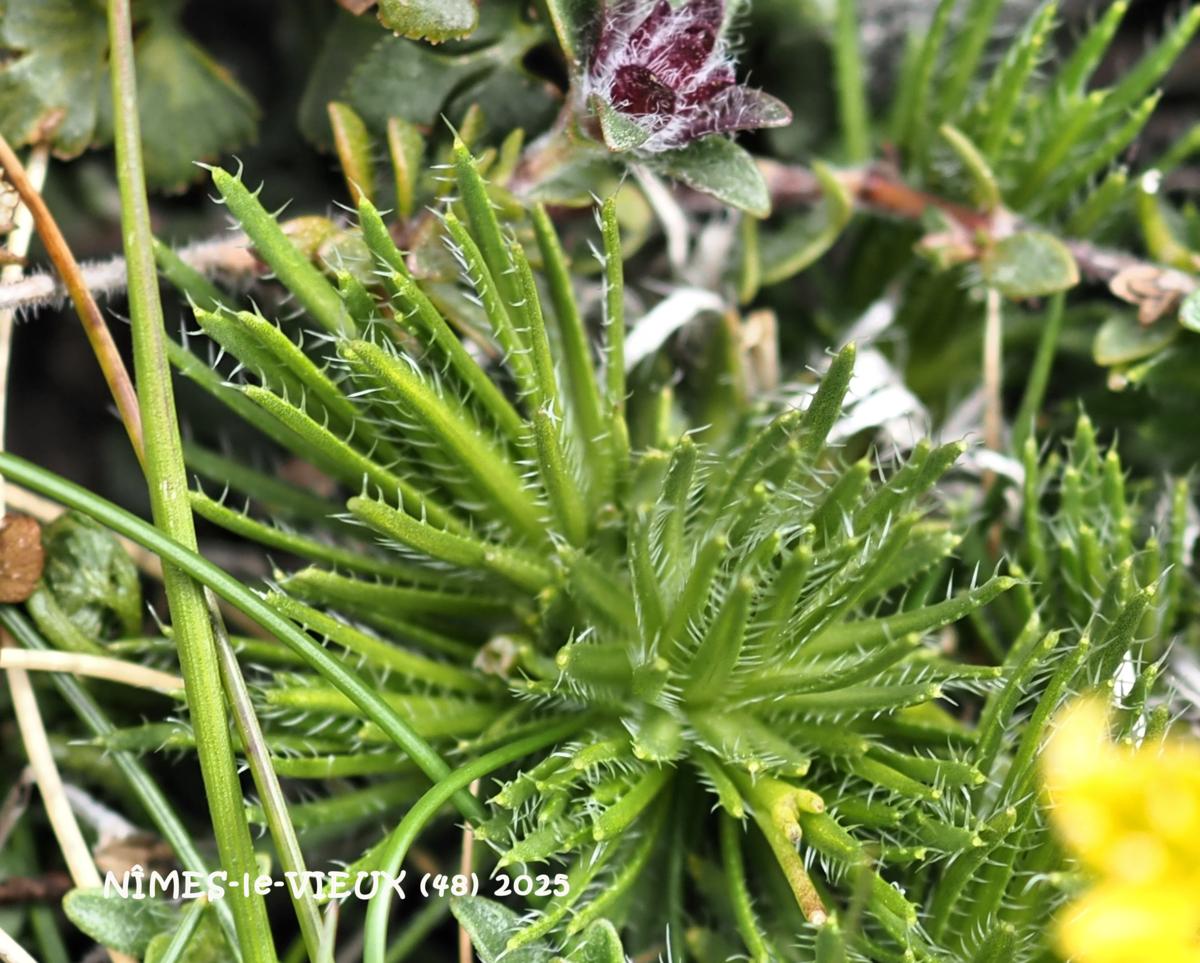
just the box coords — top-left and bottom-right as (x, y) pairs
(981, 231), (1080, 299)
(1094, 313), (1179, 366)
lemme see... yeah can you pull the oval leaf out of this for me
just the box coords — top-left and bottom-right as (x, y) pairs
(39, 511), (141, 639)
(1094, 313), (1179, 366)
(63, 888), (177, 957)
(760, 160), (853, 284)
(377, 0), (478, 43)
(651, 136), (770, 217)
(543, 0), (595, 74)
(981, 231), (1080, 299)
(565, 920), (626, 963)
(121, 21), (259, 192)
(0, 0), (107, 157)
(144, 908), (226, 963)
(450, 896), (553, 963)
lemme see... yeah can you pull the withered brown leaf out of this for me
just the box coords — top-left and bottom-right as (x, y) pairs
(0, 514), (44, 603)
(1108, 264), (1197, 326)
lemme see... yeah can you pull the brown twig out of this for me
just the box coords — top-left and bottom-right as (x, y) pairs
(694, 158), (1197, 296)
(0, 871), (73, 905)
(458, 778), (481, 963)
(0, 135), (145, 464)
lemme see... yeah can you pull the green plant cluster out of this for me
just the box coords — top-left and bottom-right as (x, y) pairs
(3, 147), (1189, 962)
(1, 2), (1198, 963)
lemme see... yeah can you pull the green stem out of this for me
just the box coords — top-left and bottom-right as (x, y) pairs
(1011, 292), (1065, 453)
(107, 1), (274, 958)
(833, 0), (870, 162)
(212, 607), (324, 960)
(384, 900), (451, 963)
(152, 897), (208, 963)
(0, 451), (486, 826)
(719, 813), (772, 963)
(361, 718), (585, 963)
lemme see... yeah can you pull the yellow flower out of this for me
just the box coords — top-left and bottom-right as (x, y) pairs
(1042, 697), (1200, 963)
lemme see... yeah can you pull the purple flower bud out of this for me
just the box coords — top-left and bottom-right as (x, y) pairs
(587, 0), (791, 152)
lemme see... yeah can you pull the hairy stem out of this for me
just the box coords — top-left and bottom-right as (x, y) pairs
(0, 233), (254, 314)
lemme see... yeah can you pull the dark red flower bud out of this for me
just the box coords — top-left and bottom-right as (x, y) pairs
(587, 0), (791, 152)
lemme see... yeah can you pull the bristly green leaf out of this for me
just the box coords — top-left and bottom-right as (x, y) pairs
(531, 204), (609, 492)
(1032, 91), (1161, 217)
(348, 494), (553, 590)
(1101, 5), (1200, 120)
(973, 2), (1057, 161)
(892, 0), (954, 158)
(940, 0), (1008, 119)
(452, 139), (525, 314)
(1053, 0), (1129, 97)
(339, 338), (546, 541)
(833, 0), (870, 162)
(568, 920), (627, 963)
(357, 195), (527, 445)
(210, 166), (353, 336)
